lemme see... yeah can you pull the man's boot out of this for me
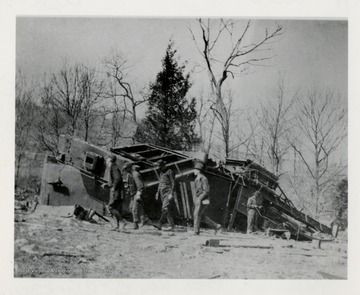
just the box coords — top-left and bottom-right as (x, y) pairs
(119, 223), (124, 231)
(214, 224), (222, 235)
(162, 215), (175, 231)
(133, 222), (139, 230)
(139, 216), (146, 227)
(145, 215), (153, 225)
(152, 222), (162, 230)
(152, 211), (167, 230)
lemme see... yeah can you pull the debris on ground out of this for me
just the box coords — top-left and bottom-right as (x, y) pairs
(14, 205), (347, 279)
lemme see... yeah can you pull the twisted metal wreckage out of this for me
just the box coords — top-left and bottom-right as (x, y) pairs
(40, 135), (335, 241)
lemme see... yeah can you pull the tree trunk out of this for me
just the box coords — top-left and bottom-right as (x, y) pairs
(15, 153), (23, 187)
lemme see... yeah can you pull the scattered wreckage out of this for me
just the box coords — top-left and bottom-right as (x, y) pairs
(15, 187), (39, 212)
(39, 135), (335, 241)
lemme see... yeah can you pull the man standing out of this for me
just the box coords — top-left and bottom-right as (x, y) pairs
(102, 155), (126, 231)
(123, 162), (146, 229)
(247, 190), (263, 234)
(193, 162), (222, 235)
(153, 160), (175, 231)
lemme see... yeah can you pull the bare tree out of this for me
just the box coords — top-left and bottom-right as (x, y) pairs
(43, 64), (104, 141)
(196, 92), (216, 154)
(228, 115), (256, 160)
(37, 63), (106, 151)
(245, 118), (266, 166)
(190, 19), (283, 158)
(290, 88), (347, 217)
(37, 81), (65, 154)
(103, 51), (148, 124)
(257, 77), (295, 174)
(197, 88), (253, 161)
(80, 68), (106, 142)
(15, 70), (37, 185)
(109, 96), (136, 147)
(221, 89), (253, 160)
(102, 52), (150, 146)
(46, 63), (86, 137)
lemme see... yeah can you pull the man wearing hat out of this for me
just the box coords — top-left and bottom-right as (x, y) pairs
(193, 162), (222, 235)
(152, 160), (175, 231)
(102, 155), (126, 231)
(247, 190), (263, 234)
(123, 162), (146, 229)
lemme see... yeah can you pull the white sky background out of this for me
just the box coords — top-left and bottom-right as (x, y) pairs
(16, 17), (348, 164)
(1, 0), (360, 294)
(16, 17), (348, 161)
(16, 17), (348, 106)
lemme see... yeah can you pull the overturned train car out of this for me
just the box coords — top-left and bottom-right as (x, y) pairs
(223, 159), (333, 239)
(40, 135), (333, 240)
(40, 135), (232, 225)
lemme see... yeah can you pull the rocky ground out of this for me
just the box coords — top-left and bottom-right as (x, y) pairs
(14, 205), (347, 279)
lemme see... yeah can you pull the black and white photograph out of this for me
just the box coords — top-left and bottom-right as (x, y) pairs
(2, 0), (359, 293)
(13, 16), (348, 279)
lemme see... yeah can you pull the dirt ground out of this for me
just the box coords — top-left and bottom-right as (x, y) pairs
(14, 205), (347, 279)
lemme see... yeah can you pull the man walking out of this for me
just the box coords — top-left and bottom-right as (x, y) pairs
(102, 155), (126, 231)
(193, 162), (222, 235)
(123, 162), (147, 229)
(153, 160), (175, 231)
(247, 190), (263, 234)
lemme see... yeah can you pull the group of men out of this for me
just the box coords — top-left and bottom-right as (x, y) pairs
(102, 154), (222, 235)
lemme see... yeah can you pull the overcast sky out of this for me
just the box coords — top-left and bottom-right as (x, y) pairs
(16, 17), (347, 110)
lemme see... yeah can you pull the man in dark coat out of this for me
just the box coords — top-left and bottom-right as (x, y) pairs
(102, 155), (126, 231)
(153, 160), (175, 231)
(193, 162), (222, 235)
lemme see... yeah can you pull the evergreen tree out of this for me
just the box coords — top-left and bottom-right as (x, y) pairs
(332, 178), (348, 217)
(136, 42), (199, 150)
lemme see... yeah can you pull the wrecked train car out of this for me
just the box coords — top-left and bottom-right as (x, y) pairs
(40, 135), (333, 239)
(40, 135), (233, 225)
(224, 159), (333, 239)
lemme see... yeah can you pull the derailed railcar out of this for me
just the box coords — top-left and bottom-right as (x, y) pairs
(224, 159), (333, 239)
(39, 135), (333, 239)
(39, 135), (234, 226)
(40, 136), (130, 215)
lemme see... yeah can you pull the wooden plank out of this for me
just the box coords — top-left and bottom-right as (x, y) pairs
(276, 185), (331, 234)
(183, 181), (192, 219)
(228, 186), (243, 230)
(221, 244), (274, 249)
(284, 251), (347, 259)
(222, 182), (233, 227)
(178, 181), (188, 218)
(173, 191), (180, 215)
(190, 181), (196, 205)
